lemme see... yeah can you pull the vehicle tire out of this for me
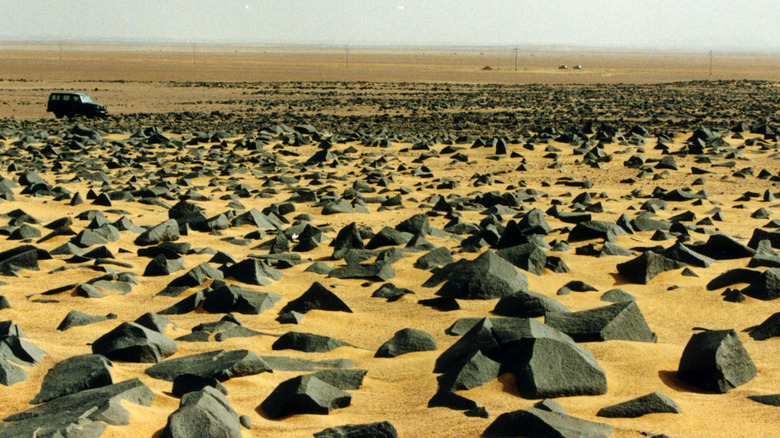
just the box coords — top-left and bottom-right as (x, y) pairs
(54, 112), (64, 119)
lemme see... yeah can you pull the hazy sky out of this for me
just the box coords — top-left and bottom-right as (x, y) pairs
(2, 0), (780, 50)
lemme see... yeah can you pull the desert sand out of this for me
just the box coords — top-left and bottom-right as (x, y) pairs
(0, 44), (778, 437)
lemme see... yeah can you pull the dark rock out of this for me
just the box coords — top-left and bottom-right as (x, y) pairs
(746, 312), (780, 340)
(203, 284), (281, 315)
(375, 328), (437, 358)
(280, 282), (352, 314)
(365, 227), (413, 249)
(272, 331), (352, 353)
(221, 258), (281, 286)
(328, 261), (395, 281)
(310, 368), (367, 390)
(396, 213), (431, 237)
(143, 254), (185, 276)
(171, 374), (228, 398)
(134, 312), (176, 334)
(616, 251), (686, 284)
(432, 250), (527, 300)
(31, 354), (113, 404)
(160, 386), (241, 438)
(134, 219), (180, 246)
(492, 289), (570, 318)
(747, 394), (780, 407)
(483, 407), (613, 438)
(661, 242), (715, 267)
(418, 296), (461, 311)
(597, 392), (680, 418)
(437, 349), (501, 392)
(91, 322), (177, 363)
(677, 329), (756, 393)
(496, 243), (547, 275)
(332, 223), (365, 259)
(159, 263), (224, 297)
(544, 301), (657, 343)
(259, 375), (351, 419)
(569, 220), (627, 242)
(0, 378), (153, 437)
(56, 310), (108, 330)
(427, 390), (480, 410)
(414, 247), (454, 270)
(508, 335), (608, 398)
(158, 290), (205, 314)
(145, 349), (271, 382)
(600, 289), (636, 303)
(314, 421), (398, 438)
(371, 283), (414, 301)
(687, 234), (755, 260)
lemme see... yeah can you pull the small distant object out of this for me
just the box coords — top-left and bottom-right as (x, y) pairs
(47, 92), (107, 119)
(573, 64), (582, 70)
(558, 65), (568, 70)
(482, 66), (494, 71)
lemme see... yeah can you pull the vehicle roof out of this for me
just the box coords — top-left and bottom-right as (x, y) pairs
(50, 92), (90, 97)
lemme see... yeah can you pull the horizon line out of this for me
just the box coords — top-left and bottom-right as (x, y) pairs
(2, 37), (780, 55)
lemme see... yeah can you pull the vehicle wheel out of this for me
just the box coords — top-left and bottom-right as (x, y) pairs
(54, 112), (64, 119)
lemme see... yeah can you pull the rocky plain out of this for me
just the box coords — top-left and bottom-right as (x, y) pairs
(0, 46), (778, 437)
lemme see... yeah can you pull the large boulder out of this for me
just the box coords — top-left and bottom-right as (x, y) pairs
(259, 375), (351, 419)
(492, 290), (570, 318)
(145, 349), (271, 382)
(0, 378), (154, 437)
(160, 386), (241, 438)
(91, 322), (177, 363)
(544, 301), (657, 343)
(31, 354), (113, 404)
(616, 251), (685, 284)
(677, 329), (756, 393)
(314, 421), (398, 438)
(433, 251), (527, 300)
(134, 219), (180, 246)
(483, 407), (613, 437)
(375, 328), (437, 358)
(280, 282), (352, 314)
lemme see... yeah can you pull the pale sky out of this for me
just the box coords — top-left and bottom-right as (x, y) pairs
(2, 0), (779, 50)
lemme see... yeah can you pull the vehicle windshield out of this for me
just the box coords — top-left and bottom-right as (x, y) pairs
(80, 95), (93, 103)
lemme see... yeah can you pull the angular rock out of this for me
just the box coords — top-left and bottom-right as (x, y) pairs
(160, 386), (241, 438)
(0, 378), (154, 438)
(433, 250), (527, 300)
(375, 328), (437, 358)
(259, 375), (351, 419)
(483, 407), (614, 438)
(687, 234), (755, 260)
(31, 354), (113, 404)
(597, 392), (680, 418)
(328, 261), (395, 281)
(414, 246), (454, 270)
(134, 219), (180, 246)
(272, 331), (351, 353)
(203, 284), (281, 315)
(91, 322), (177, 363)
(314, 421), (398, 438)
(544, 301), (657, 343)
(145, 349), (271, 382)
(616, 251), (686, 284)
(280, 282), (352, 314)
(496, 243), (547, 275)
(437, 349), (501, 392)
(221, 258), (281, 286)
(492, 289), (570, 318)
(746, 312), (780, 340)
(56, 310), (109, 331)
(677, 329), (756, 393)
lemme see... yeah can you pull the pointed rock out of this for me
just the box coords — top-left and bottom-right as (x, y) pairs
(616, 251), (686, 284)
(280, 282), (352, 314)
(483, 407), (613, 438)
(544, 301), (656, 343)
(91, 322), (177, 363)
(31, 354), (113, 404)
(677, 329), (756, 393)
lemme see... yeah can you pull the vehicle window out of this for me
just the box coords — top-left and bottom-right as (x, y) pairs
(51, 95), (59, 101)
(63, 95), (70, 101)
(81, 95), (93, 103)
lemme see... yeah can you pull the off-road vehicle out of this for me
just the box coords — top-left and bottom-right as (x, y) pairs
(47, 92), (107, 118)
